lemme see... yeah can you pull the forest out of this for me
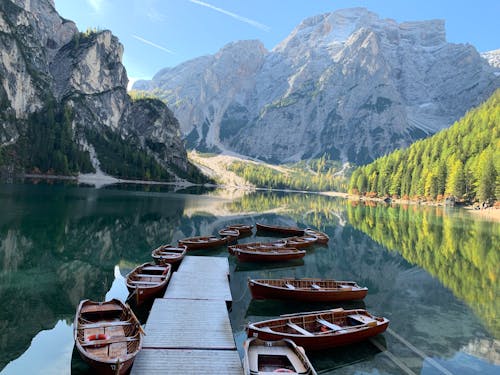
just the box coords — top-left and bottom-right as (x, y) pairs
(228, 155), (349, 192)
(349, 90), (499, 203)
(0, 102), (94, 175)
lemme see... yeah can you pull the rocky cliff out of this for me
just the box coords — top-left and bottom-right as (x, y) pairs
(0, 0), (197, 181)
(135, 8), (500, 164)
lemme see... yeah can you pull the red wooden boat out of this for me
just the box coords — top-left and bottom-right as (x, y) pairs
(228, 241), (286, 255)
(74, 299), (143, 374)
(280, 236), (317, 249)
(233, 246), (305, 262)
(256, 223), (305, 236)
(126, 262), (172, 305)
(247, 308), (389, 351)
(178, 235), (228, 250)
(151, 244), (187, 266)
(243, 338), (317, 375)
(304, 229), (329, 244)
(218, 228), (240, 244)
(248, 278), (368, 302)
(228, 223), (253, 235)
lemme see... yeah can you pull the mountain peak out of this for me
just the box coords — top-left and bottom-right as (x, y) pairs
(274, 8), (446, 55)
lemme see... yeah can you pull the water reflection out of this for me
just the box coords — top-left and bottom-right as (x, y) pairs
(0, 185), (498, 374)
(346, 202), (500, 338)
(1, 320), (73, 375)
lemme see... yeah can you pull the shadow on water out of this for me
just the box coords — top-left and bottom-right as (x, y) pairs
(308, 335), (388, 374)
(234, 259), (305, 272)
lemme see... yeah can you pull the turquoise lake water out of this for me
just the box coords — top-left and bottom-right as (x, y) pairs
(0, 183), (498, 374)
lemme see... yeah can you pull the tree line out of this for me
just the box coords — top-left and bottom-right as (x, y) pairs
(229, 155), (349, 192)
(0, 102), (94, 175)
(349, 89), (500, 203)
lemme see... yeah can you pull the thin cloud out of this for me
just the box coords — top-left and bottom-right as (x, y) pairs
(87, 0), (105, 13)
(189, 0), (270, 32)
(132, 35), (174, 54)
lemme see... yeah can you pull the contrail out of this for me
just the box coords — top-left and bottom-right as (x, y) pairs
(132, 35), (174, 54)
(189, 0), (270, 32)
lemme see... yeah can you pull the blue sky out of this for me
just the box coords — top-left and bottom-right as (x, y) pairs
(54, 0), (500, 82)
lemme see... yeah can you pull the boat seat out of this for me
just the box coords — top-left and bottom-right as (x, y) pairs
(284, 283), (296, 290)
(80, 321), (133, 329)
(133, 274), (166, 278)
(348, 314), (377, 326)
(81, 336), (139, 347)
(141, 266), (168, 271)
(316, 318), (344, 332)
(310, 284), (321, 290)
(81, 304), (123, 314)
(128, 280), (161, 285)
(286, 322), (313, 336)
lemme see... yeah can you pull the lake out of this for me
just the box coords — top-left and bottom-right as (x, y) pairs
(0, 182), (498, 374)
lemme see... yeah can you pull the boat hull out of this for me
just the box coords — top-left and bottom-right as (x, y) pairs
(256, 223), (305, 236)
(151, 245), (186, 266)
(77, 354), (135, 375)
(247, 320), (389, 351)
(179, 236), (228, 250)
(235, 250), (305, 263)
(248, 281), (368, 302)
(74, 299), (142, 375)
(125, 263), (171, 305)
(243, 338), (317, 375)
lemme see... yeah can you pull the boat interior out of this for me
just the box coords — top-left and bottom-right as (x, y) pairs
(77, 303), (140, 359)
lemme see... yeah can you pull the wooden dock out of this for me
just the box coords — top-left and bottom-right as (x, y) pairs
(131, 256), (242, 374)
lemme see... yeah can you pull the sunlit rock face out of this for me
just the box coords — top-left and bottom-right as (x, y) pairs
(136, 8), (500, 164)
(0, 0), (192, 178)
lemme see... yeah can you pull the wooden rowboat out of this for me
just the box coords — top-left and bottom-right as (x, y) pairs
(256, 223), (305, 236)
(125, 262), (172, 305)
(233, 246), (306, 262)
(243, 338), (317, 375)
(247, 308), (389, 351)
(74, 299), (143, 375)
(280, 236), (317, 249)
(248, 278), (368, 302)
(304, 229), (329, 244)
(151, 244), (187, 266)
(218, 228), (240, 244)
(228, 223), (253, 235)
(228, 241), (286, 255)
(178, 236), (228, 250)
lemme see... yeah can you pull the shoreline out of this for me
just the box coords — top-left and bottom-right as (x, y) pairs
(6, 174), (499, 222)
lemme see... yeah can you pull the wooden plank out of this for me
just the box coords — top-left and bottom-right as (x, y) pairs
(81, 336), (138, 347)
(316, 318), (343, 331)
(128, 280), (161, 285)
(133, 274), (166, 278)
(131, 349), (243, 375)
(163, 271), (232, 302)
(80, 321), (132, 329)
(142, 299), (236, 349)
(286, 322), (313, 336)
(141, 266), (168, 271)
(178, 256), (229, 276)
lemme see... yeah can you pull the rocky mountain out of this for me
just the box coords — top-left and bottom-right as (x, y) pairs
(481, 49), (500, 69)
(135, 8), (500, 165)
(0, 0), (201, 182)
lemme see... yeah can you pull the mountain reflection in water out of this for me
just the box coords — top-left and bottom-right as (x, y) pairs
(0, 184), (498, 374)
